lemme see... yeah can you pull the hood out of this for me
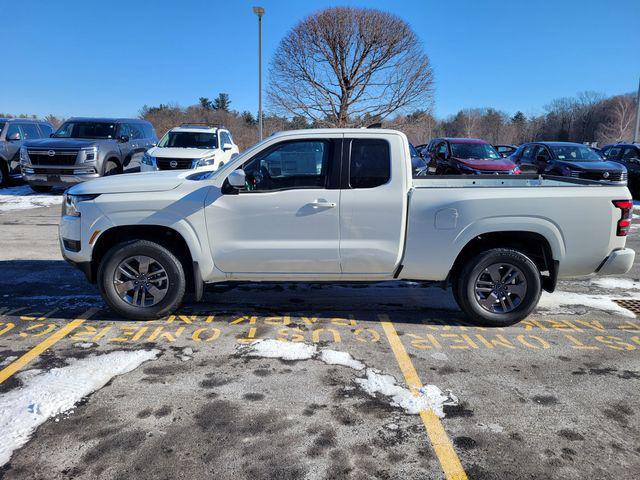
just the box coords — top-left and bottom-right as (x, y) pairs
(454, 157), (516, 171)
(68, 171), (189, 195)
(24, 138), (103, 149)
(553, 160), (626, 171)
(148, 146), (217, 159)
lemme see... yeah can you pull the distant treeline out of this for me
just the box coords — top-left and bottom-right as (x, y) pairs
(4, 90), (636, 151)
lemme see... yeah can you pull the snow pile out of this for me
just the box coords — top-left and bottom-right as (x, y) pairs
(355, 369), (458, 417)
(590, 277), (640, 291)
(0, 349), (159, 466)
(0, 186), (62, 212)
(241, 340), (457, 416)
(244, 339), (318, 361)
(318, 349), (365, 371)
(537, 290), (639, 318)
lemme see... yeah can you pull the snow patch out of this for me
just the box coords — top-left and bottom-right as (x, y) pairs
(0, 349), (159, 466)
(355, 369), (457, 416)
(0, 186), (62, 212)
(241, 340), (458, 416)
(590, 277), (640, 290)
(0, 356), (18, 367)
(318, 349), (365, 370)
(537, 290), (640, 318)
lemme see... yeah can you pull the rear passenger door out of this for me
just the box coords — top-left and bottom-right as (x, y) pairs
(339, 135), (407, 275)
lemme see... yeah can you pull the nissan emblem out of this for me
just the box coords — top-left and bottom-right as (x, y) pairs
(170, 160), (178, 168)
(603, 171), (610, 179)
(47, 150), (55, 157)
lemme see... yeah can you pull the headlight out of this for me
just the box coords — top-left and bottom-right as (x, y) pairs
(62, 193), (99, 217)
(142, 152), (155, 165)
(81, 146), (98, 163)
(20, 146), (29, 164)
(195, 157), (215, 167)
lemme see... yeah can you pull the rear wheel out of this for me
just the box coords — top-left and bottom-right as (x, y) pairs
(30, 185), (53, 193)
(98, 240), (186, 320)
(453, 248), (541, 326)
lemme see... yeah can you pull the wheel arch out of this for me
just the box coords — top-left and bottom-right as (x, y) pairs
(449, 230), (558, 293)
(90, 224), (199, 294)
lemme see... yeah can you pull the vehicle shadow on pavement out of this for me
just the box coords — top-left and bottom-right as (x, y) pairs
(0, 260), (483, 327)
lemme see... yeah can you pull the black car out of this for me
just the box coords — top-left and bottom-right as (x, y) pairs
(509, 141), (627, 183)
(494, 144), (518, 157)
(409, 143), (428, 176)
(601, 143), (640, 194)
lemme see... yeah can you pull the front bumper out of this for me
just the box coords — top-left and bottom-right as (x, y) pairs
(597, 248), (635, 275)
(23, 171), (100, 187)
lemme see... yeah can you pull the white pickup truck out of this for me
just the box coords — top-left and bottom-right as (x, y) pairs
(59, 129), (635, 325)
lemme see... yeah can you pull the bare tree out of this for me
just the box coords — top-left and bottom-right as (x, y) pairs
(268, 7), (434, 127)
(596, 95), (636, 144)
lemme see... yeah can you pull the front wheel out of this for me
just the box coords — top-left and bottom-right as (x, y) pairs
(453, 248), (541, 326)
(98, 240), (186, 320)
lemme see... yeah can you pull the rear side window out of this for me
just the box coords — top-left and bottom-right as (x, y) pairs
(349, 139), (391, 189)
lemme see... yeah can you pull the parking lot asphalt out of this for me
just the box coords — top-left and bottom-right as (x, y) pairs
(0, 193), (639, 480)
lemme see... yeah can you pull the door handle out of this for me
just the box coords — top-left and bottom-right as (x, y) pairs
(310, 200), (336, 208)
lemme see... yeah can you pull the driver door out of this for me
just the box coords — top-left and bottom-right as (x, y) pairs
(205, 136), (342, 275)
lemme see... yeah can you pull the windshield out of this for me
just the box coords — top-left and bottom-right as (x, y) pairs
(451, 142), (500, 160)
(53, 122), (117, 139)
(0, 122), (5, 133)
(158, 131), (218, 149)
(550, 145), (602, 162)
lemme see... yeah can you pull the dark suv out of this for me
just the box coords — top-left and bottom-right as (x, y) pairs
(0, 118), (54, 186)
(21, 118), (157, 192)
(510, 141), (627, 183)
(601, 143), (640, 194)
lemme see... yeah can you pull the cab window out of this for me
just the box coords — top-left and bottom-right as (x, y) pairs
(349, 139), (391, 189)
(240, 140), (330, 192)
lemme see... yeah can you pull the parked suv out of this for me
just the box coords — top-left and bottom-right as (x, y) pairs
(425, 138), (520, 174)
(0, 118), (54, 186)
(510, 142), (627, 183)
(20, 118), (157, 192)
(601, 143), (640, 195)
(141, 124), (239, 172)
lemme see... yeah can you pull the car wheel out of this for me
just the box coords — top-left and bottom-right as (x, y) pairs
(104, 160), (120, 176)
(98, 240), (186, 320)
(30, 185), (53, 193)
(453, 248), (541, 326)
(0, 161), (7, 187)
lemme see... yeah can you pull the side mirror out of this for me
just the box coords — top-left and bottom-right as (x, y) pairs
(49, 133), (55, 138)
(227, 169), (246, 188)
(222, 142), (233, 151)
(119, 135), (130, 143)
(7, 132), (21, 141)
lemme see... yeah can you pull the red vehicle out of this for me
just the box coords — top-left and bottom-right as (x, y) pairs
(425, 138), (520, 175)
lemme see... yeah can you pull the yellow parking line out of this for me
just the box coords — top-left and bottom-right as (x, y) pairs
(379, 314), (468, 480)
(0, 308), (98, 385)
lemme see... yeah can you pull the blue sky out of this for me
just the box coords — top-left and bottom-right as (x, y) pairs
(1, 0), (638, 120)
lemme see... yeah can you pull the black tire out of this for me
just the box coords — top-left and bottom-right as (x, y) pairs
(103, 160), (120, 176)
(30, 185), (53, 193)
(453, 248), (541, 327)
(0, 161), (7, 187)
(98, 240), (186, 320)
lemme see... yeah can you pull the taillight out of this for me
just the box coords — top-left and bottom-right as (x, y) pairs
(613, 200), (633, 236)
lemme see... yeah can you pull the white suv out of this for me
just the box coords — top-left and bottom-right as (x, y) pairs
(141, 124), (239, 172)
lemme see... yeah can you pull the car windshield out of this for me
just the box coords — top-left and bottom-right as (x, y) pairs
(550, 145), (601, 162)
(53, 122), (117, 139)
(0, 122), (5, 133)
(451, 142), (500, 159)
(158, 131), (218, 149)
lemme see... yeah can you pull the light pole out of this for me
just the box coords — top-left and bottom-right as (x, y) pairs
(253, 6), (265, 141)
(634, 76), (640, 143)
